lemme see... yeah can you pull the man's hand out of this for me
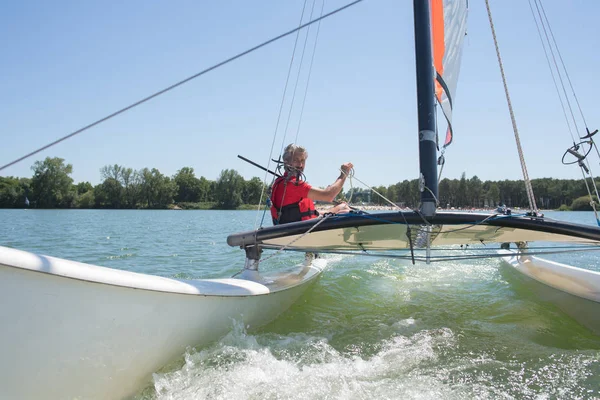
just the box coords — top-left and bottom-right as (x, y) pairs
(340, 162), (353, 176)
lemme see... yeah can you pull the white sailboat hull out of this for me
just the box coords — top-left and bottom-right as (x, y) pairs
(498, 249), (600, 334)
(0, 246), (324, 400)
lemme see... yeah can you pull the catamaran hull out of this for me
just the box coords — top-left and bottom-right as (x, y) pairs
(498, 249), (600, 334)
(0, 246), (324, 400)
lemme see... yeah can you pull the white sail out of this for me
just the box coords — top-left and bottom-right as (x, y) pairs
(432, 0), (468, 147)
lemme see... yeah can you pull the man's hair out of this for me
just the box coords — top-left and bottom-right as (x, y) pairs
(282, 144), (307, 163)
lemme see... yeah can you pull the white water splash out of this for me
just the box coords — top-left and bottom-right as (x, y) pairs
(149, 322), (465, 400)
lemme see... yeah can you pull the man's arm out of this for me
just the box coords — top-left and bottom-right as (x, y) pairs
(308, 162), (353, 202)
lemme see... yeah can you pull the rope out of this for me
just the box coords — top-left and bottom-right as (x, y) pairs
(344, 171), (402, 211)
(334, 167), (416, 264)
(423, 186), (439, 208)
(339, 166), (354, 204)
(485, 0), (538, 213)
(437, 149), (446, 184)
(259, 214), (333, 264)
(0, 0), (365, 173)
(329, 168), (418, 264)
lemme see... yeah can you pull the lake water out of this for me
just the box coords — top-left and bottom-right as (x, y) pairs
(1, 209), (599, 399)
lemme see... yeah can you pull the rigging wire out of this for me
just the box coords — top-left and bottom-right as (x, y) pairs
(528, 0), (600, 223)
(526, 0), (575, 144)
(274, 0), (320, 226)
(255, 0), (311, 229)
(537, 0), (590, 130)
(259, 244), (600, 263)
(0, 0), (365, 173)
(484, 0), (538, 213)
(531, 0), (580, 140)
(269, 0), (326, 230)
(294, 0), (326, 145)
(536, 0), (600, 223)
(279, 0), (320, 152)
(257, 0), (327, 230)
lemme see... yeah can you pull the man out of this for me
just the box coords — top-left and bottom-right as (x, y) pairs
(270, 143), (353, 225)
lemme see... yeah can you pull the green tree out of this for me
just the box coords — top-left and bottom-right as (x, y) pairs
(173, 167), (202, 203)
(457, 172), (468, 208)
(243, 177), (263, 205)
(76, 190), (95, 208)
(100, 164), (123, 181)
(31, 157), (75, 208)
(215, 169), (244, 209)
(532, 178), (550, 209)
(347, 188), (371, 204)
(373, 186), (387, 205)
(386, 185), (398, 206)
(121, 168), (141, 208)
(438, 178), (452, 208)
(139, 168), (176, 208)
(486, 183), (500, 207)
(99, 164), (140, 208)
(0, 177), (30, 208)
(198, 177), (213, 202)
(75, 181), (93, 195)
(97, 178), (123, 208)
(469, 176), (483, 208)
(548, 179), (566, 209)
(571, 195), (598, 211)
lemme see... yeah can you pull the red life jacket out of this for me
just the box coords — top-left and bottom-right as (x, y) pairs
(270, 176), (319, 225)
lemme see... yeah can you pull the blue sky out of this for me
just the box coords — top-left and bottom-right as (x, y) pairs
(1, 0), (599, 189)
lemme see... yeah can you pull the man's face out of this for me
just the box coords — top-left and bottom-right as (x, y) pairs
(289, 151), (307, 172)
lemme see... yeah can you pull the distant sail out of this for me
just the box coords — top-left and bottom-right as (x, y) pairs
(431, 0), (468, 148)
(24, 197), (30, 207)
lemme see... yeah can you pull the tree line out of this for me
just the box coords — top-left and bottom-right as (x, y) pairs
(0, 157), (262, 210)
(0, 157), (596, 210)
(351, 172), (597, 211)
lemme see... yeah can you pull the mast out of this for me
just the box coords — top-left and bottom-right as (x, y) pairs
(413, 0), (438, 217)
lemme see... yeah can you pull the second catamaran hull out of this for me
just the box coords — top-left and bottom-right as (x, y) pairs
(0, 246), (324, 400)
(498, 249), (600, 334)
